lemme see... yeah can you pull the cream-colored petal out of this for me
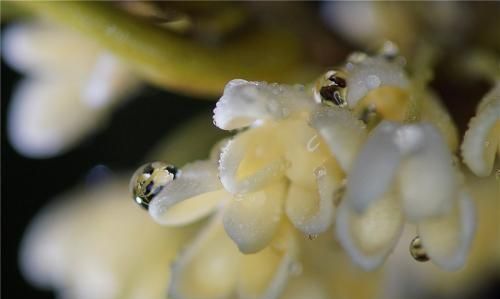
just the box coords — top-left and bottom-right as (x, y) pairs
(237, 223), (299, 299)
(462, 85), (500, 177)
(397, 123), (457, 221)
(213, 79), (314, 130)
(21, 178), (189, 299)
(285, 163), (339, 235)
(281, 119), (338, 188)
(2, 22), (99, 76)
(169, 216), (241, 299)
(310, 106), (367, 172)
(219, 124), (287, 194)
(8, 78), (108, 158)
(420, 91), (459, 151)
(223, 182), (286, 254)
(149, 161), (226, 226)
(279, 275), (329, 299)
(345, 121), (401, 213)
(336, 191), (404, 270)
(418, 191), (476, 271)
(344, 55), (409, 108)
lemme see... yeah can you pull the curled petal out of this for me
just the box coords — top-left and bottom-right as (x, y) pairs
(345, 56), (409, 108)
(336, 191), (404, 270)
(418, 192), (476, 271)
(236, 223), (299, 299)
(345, 121), (401, 212)
(8, 78), (107, 158)
(310, 106), (367, 172)
(213, 79), (314, 130)
(397, 123), (456, 221)
(223, 182), (286, 254)
(285, 163), (339, 235)
(462, 85), (500, 177)
(169, 215), (241, 299)
(149, 161), (226, 226)
(219, 124), (287, 194)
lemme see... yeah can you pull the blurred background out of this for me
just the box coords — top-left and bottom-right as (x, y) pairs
(2, 1), (499, 299)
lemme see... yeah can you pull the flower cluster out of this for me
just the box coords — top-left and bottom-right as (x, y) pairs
(129, 49), (479, 298)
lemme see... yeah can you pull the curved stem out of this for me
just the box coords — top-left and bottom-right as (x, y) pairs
(15, 1), (317, 97)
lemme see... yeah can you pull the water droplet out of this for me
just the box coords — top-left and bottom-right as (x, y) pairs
(307, 234), (319, 240)
(314, 166), (327, 178)
(234, 194), (245, 202)
(130, 161), (177, 210)
(410, 236), (429, 262)
(307, 134), (320, 152)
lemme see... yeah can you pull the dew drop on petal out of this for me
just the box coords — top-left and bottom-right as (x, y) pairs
(409, 236), (429, 262)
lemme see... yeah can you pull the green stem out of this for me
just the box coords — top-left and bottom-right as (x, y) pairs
(14, 1), (317, 97)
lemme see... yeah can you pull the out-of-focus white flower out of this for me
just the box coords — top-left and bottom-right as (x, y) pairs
(462, 82), (500, 177)
(337, 121), (475, 271)
(321, 2), (468, 53)
(20, 178), (191, 299)
(3, 21), (139, 158)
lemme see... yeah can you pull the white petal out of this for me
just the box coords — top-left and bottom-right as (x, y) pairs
(285, 164), (339, 235)
(219, 124), (287, 194)
(236, 224), (299, 299)
(310, 106), (367, 172)
(223, 182), (286, 254)
(336, 191), (404, 270)
(213, 79), (314, 130)
(345, 56), (409, 107)
(397, 123), (457, 221)
(418, 192), (476, 271)
(82, 53), (139, 109)
(462, 85), (500, 177)
(8, 78), (107, 158)
(169, 215), (241, 299)
(149, 161), (226, 226)
(345, 121), (402, 212)
(2, 22), (98, 76)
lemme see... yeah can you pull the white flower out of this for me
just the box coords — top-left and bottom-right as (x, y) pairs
(20, 178), (189, 299)
(336, 121), (475, 271)
(462, 82), (500, 177)
(3, 21), (139, 158)
(140, 79), (369, 299)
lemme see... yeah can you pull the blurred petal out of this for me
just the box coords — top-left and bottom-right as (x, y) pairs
(237, 224), (299, 299)
(462, 84), (500, 177)
(344, 56), (409, 108)
(345, 121), (401, 212)
(336, 191), (404, 270)
(21, 178), (188, 299)
(223, 182), (286, 254)
(169, 215), (241, 299)
(397, 123), (456, 221)
(310, 106), (367, 172)
(82, 53), (139, 109)
(149, 161), (226, 226)
(219, 124), (287, 194)
(418, 192), (476, 271)
(2, 22), (98, 76)
(8, 78), (107, 158)
(285, 163), (339, 235)
(213, 80), (313, 130)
